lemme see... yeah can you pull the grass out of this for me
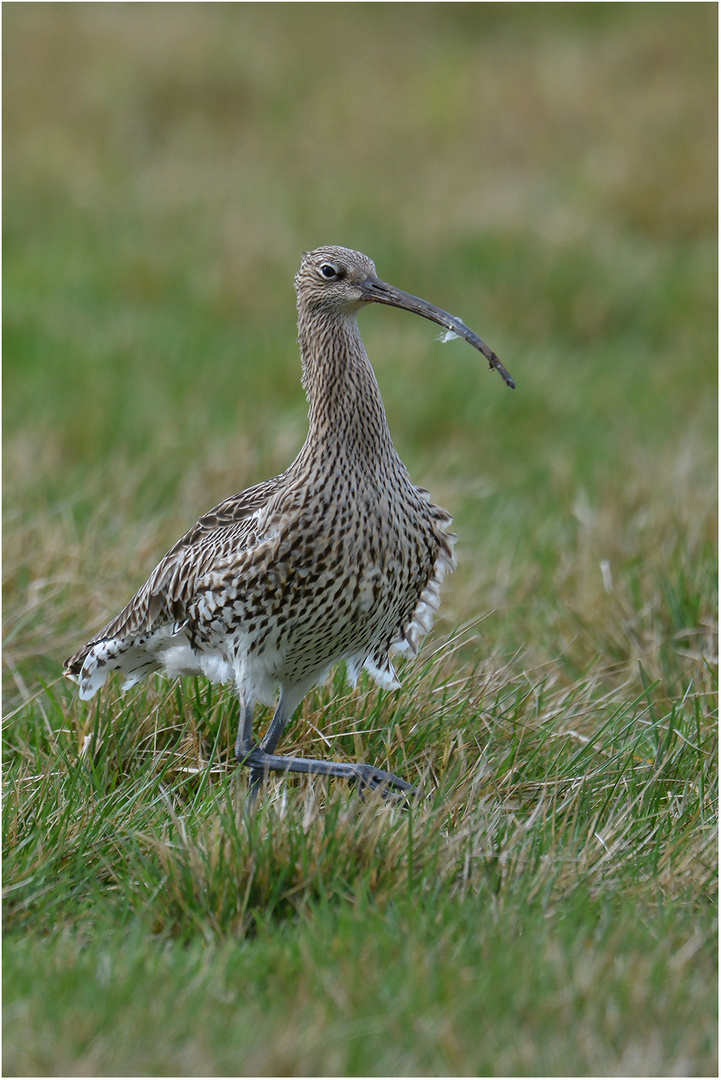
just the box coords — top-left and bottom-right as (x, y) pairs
(3, 3), (717, 1076)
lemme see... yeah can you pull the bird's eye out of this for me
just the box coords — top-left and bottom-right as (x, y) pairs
(319, 263), (338, 279)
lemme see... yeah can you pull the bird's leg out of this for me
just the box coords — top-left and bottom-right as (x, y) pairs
(258, 687), (299, 755)
(234, 700), (266, 802)
(234, 690), (416, 799)
(245, 749), (417, 797)
(234, 699), (256, 759)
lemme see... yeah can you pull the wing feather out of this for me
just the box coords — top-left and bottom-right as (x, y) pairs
(64, 477), (279, 673)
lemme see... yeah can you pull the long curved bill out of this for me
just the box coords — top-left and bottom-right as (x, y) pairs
(360, 276), (515, 389)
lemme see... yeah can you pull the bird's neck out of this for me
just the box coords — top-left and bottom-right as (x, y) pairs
(297, 307), (397, 466)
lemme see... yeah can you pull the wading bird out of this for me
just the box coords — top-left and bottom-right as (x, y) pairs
(65, 246), (513, 797)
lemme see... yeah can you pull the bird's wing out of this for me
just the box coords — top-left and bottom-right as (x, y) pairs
(65, 477), (281, 671)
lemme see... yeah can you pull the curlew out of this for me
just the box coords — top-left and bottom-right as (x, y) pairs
(65, 246), (514, 797)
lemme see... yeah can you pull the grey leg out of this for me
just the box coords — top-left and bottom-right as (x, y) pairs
(258, 687), (299, 754)
(234, 700), (256, 760)
(244, 746), (416, 797)
(234, 700), (265, 802)
(234, 690), (416, 799)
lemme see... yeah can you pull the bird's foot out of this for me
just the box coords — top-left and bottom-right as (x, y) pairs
(349, 762), (418, 803)
(235, 743), (417, 804)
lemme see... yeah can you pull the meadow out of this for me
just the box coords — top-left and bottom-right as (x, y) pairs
(3, 4), (717, 1075)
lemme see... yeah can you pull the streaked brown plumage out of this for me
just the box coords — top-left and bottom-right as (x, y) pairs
(65, 246), (513, 796)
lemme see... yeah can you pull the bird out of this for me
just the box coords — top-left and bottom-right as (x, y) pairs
(65, 246), (514, 798)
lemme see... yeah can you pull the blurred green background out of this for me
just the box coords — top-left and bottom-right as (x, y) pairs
(4, 2), (716, 684)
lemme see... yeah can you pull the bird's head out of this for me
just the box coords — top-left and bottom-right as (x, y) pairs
(295, 246), (515, 388)
(295, 246), (379, 313)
